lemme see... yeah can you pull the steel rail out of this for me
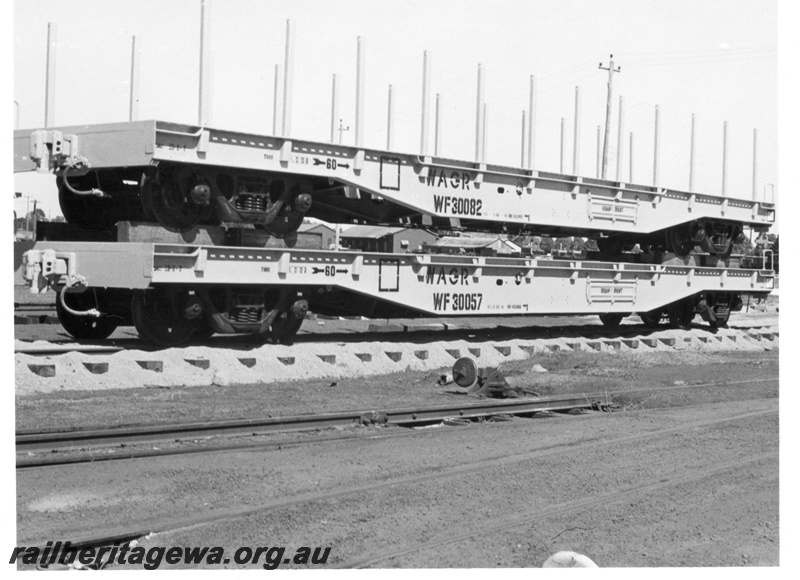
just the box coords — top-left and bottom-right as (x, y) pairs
(18, 404), (778, 554)
(16, 376), (777, 469)
(16, 393), (598, 465)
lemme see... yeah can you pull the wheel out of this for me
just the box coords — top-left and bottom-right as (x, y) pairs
(452, 357), (479, 388)
(665, 226), (695, 258)
(55, 290), (118, 340)
(267, 313), (304, 344)
(140, 167), (211, 232)
(667, 303), (695, 329)
(639, 310), (662, 328)
(258, 210), (305, 238)
(57, 175), (117, 229)
(131, 289), (199, 347)
(708, 311), (730, 329)
(599, 313), (624, 327)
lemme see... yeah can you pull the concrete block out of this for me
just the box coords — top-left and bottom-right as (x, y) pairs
(185, 358), (210, 370)
(468, 348), (481, 358)
(238, 357), (257, 368)
(547, 344), (561, 352)
(621, 339), (639, 349)
(494, 345), (511, 356)
(445, 349), (461, 359)
(519, 345), (536, 356)
(277, 357), (295, 366)
(605, 340), (621, 350)
(28, 364), (55, 377)
(414, 350), (429, 360)
(318, 354), (336, 364)
(82, 362), (109, 374)
(385, 352), (402, 362)
(136, 360), (163, 372)
(658, 338), (676, 347)
(355, 353), (372, 362)
(566, 342), (582, 351)
(640, 338), (658, 348)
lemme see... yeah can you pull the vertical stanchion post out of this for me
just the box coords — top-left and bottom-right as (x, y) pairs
(689, 113), (696, 191)
(752, 128), (758, 200)
(475, 63), (484, 162)
(129, 36), (141, 121)
(387, 84), (394, 150)
(629, 132), (634, 183)
(653, 105), (660, 187)
(45, 22), (57, 127)
(573, 86), (581, 175)
(559, 117), (565, 173)
(198, 0), (210, 126)
(527, 75), (536, 169)
(281, 19), (294, 137)
(273, 65), (282, 135)
(520, 111), (527, 167)
(722, 120), (728, 197)
(420, 50), (431, 155)
(434, 93), (442, 156)
(330, 74), (338, 143)
(355, 36), (365, 147)
(615, 96), (624, 181)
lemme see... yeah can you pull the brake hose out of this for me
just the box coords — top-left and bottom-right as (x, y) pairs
(61, 164), (106, 197)
(58, 285), (102, 318)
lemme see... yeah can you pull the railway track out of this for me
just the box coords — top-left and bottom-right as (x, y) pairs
(18, 401), (778, 554)
(16, 394), (601, 468)
(14, 313), (779, 357)
(16, 376), (777, 469)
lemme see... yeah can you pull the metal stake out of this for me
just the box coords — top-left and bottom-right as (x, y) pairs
(355, 36), (365, 147)
(45, 22), (57, 127)
(281, 19), (295, 137)
(420, 50), (431, 155)
(129, 36), (141, 121)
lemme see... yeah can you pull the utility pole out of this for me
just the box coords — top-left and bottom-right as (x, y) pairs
(598, 54), (621, 179)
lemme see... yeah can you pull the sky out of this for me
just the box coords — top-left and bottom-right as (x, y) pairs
(11, 0), (780, 227)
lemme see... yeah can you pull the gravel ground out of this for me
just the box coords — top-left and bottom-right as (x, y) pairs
(14, 294), (781, 569)
(16, 348), (779, 568)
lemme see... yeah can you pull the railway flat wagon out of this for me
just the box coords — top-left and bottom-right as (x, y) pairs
(15, 121), (775, 257)
(14, 122), (776, 346)
(23, 240), (774, 346)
